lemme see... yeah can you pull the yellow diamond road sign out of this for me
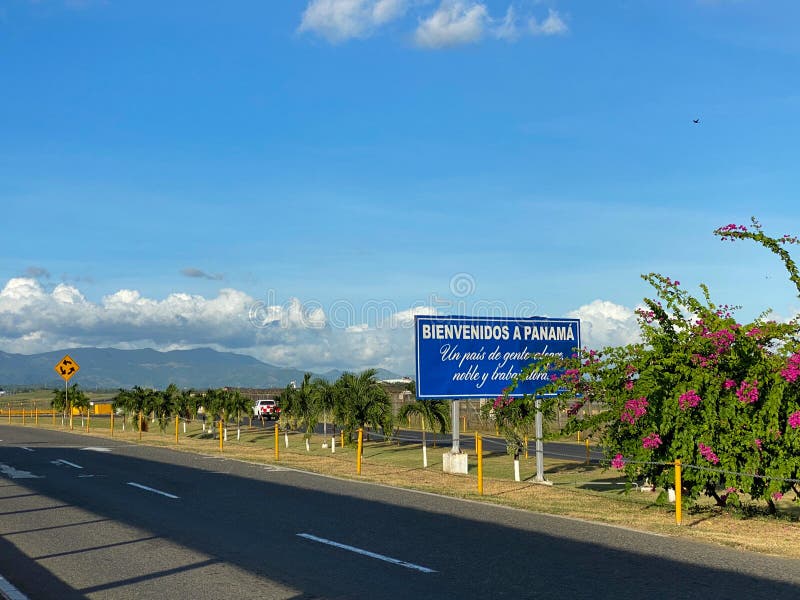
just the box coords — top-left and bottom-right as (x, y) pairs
(55, 355), (80, 381)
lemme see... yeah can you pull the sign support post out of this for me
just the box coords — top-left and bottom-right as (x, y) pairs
(533, 397), (551, 484)
(450, 400), (460, 454)
(54, 354), (80, 431)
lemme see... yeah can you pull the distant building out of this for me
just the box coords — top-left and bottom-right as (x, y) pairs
(379, 377), (413, 385)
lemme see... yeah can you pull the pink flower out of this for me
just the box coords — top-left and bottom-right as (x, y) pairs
(788, 411), (800, 429)
(642, 433), (662, 450)
(736, 379), (759, 404)
(723, 379), (736, 390)
(678, 390), (701, 410)
(624, 380), (634, 391)
(611, 453), (625, 469)
(567, 402), (583, 416)
(620, 397), (648, 425)
(780, 353), (800, 383)
(754, 438), (762, 450)
(698, 442), (719, 465)
(772, 492), (784, 501)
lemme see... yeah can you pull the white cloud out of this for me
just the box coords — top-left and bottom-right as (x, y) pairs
(414, 1), (489, 48)
(0, 277), (431, 375)
(529, 8), (568, 36)
(494, 5), (518, 41)
(1, 277), (643, 375)
(567, 299), (641, 349)
(299, 0), (409, 42)
(299, 0), (569, 48)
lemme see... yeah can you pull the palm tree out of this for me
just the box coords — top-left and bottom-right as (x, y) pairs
(52, 383), (88, 425)
(113, 386), (154, 431)
(281, 373), (320, 451)
(204, 388), (226, 437)
(224, 389), (251, 440)
(312, 377), (336, 439)
(336, 369), (393, 442)
(174, 388), (200, 422)
(398, 399), (450, 468)
(152, 383), (181, 432)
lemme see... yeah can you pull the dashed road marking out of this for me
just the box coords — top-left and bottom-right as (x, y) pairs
(297, 533), (436, 573)
(127, 482), (179, 499)
(51, 459), (83, 469)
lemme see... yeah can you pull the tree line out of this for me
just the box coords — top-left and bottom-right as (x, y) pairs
(51, 368), (451, 442)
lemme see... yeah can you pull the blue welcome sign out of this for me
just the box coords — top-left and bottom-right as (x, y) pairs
(414, 315), (581, 399)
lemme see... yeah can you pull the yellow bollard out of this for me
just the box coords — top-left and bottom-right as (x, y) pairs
(175, 415), (179, 444)
(675, 459), (682, 525)
(35, 407), (39, 426)
(577, 430), (582, 442)
(138, 411), (143, 441)
(357, 428), (363, 474)
(274, 423), (279, 460)
(111, 412), (114, 437)
(524, 436), (528, 460)
(477, 434), (483, 496)
(219, 421), (224, 452)
(341, 430), (344, 448)
(585, 438), (590, 465)
(86, 410), (90, 433)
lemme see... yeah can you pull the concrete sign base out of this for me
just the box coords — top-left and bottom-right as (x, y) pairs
(442, 452), (468, 475)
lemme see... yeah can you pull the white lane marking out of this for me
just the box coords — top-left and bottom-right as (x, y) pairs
(127, 482), (179, 499)
(0, 463), (42, 480)
(81, 447), (112, 452)
(51, 459), (83, 469)
(21, 447), (34, 452)
(296, 533), (436, 573)
(0, 574), (30, 600)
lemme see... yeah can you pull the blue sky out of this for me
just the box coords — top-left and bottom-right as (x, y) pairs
(1, 0), (799, 375)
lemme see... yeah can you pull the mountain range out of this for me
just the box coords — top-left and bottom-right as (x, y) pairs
(0, 347), (403, 390)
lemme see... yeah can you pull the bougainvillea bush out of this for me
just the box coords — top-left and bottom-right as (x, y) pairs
(503, 219), (800, 512)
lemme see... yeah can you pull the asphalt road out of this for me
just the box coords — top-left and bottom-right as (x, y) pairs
(250, 419), (607, 463)
(1, 425), (799, 599)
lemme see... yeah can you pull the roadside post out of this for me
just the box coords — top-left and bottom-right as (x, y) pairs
(175, 415), (179, 444)
(274, 423), (279, 460)
(477, 434), (483, 495)
(675, 459), (682, 525)
(357, 428), (363, 474)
